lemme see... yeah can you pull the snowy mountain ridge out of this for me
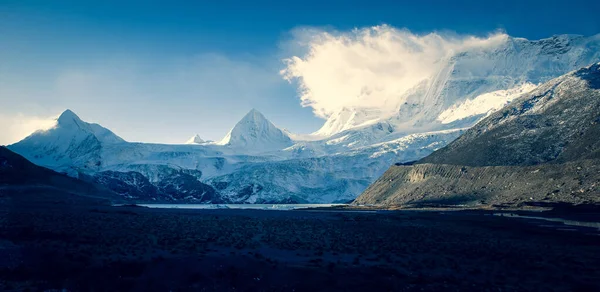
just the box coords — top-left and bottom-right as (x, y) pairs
(313, 34), (600, 137)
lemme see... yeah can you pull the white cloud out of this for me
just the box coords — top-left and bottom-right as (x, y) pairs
(0, 113), (57, 145)
(281, 25), (508, 119)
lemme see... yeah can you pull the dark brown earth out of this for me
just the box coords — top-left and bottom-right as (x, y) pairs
(1, 189), (600, 291)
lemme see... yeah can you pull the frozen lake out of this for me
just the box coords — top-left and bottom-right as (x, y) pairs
(131, 204), (347, 210)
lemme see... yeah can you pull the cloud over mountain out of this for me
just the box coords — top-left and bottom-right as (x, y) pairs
(0, 113), (57, 146)
(281, 25), (508, 119)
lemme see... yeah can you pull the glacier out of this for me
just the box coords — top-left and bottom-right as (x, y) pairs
(8, 34), (600, 203)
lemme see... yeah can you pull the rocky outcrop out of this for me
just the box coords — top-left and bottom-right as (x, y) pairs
(82, 170), (221, 203)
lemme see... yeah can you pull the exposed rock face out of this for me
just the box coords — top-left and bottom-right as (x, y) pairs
(84, 170), (220, 203)
(355, 63), (600, 206)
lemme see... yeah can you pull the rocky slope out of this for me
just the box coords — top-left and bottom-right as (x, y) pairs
(353, 160), (600, 206)
(355, 63), (600, 206)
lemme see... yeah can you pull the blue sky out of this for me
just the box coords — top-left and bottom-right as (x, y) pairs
(1, 0), (599, 144)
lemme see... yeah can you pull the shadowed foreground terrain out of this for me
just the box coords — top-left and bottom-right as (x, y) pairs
(1, 191), (600, 291)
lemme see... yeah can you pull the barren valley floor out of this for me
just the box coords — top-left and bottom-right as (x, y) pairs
(1, 194), (599, 291)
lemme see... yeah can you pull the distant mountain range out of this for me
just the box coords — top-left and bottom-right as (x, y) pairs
(7, 34), (600, 204)
(355, 62), (600, 206)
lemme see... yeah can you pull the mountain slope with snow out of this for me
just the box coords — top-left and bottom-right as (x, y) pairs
(355, 62), (600, 206)
(421, 62), (600, 166)
(8, 109), (125, 175)
(437, 83), (538, 124)
(209, 128), (464, 203)
(316, 34), (600, 137)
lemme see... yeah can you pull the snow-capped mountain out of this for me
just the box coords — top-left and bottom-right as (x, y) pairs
(216, 109), (293, 152)
(316, 34), (600, 137)
(185, 134), (205, 145)
(8, 108), (458, 203)
(355, 62), (600, 206)
(9, 109), (125, 175)
(8, 34), (600, 204)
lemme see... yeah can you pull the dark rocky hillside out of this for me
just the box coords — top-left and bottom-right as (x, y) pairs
(353, 159), (600, 206)
(81, 170), (221, 203)
(355, 63), (600, 206)
(0, 146), (120, 204)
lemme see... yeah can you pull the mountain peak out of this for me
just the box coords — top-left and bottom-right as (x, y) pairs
(217, 109), (292, 152)
(185, 134), (205, 144)
(57, 109), (83, 126)
(9, 109), (124, 168)
(241, 108), (267, 122)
